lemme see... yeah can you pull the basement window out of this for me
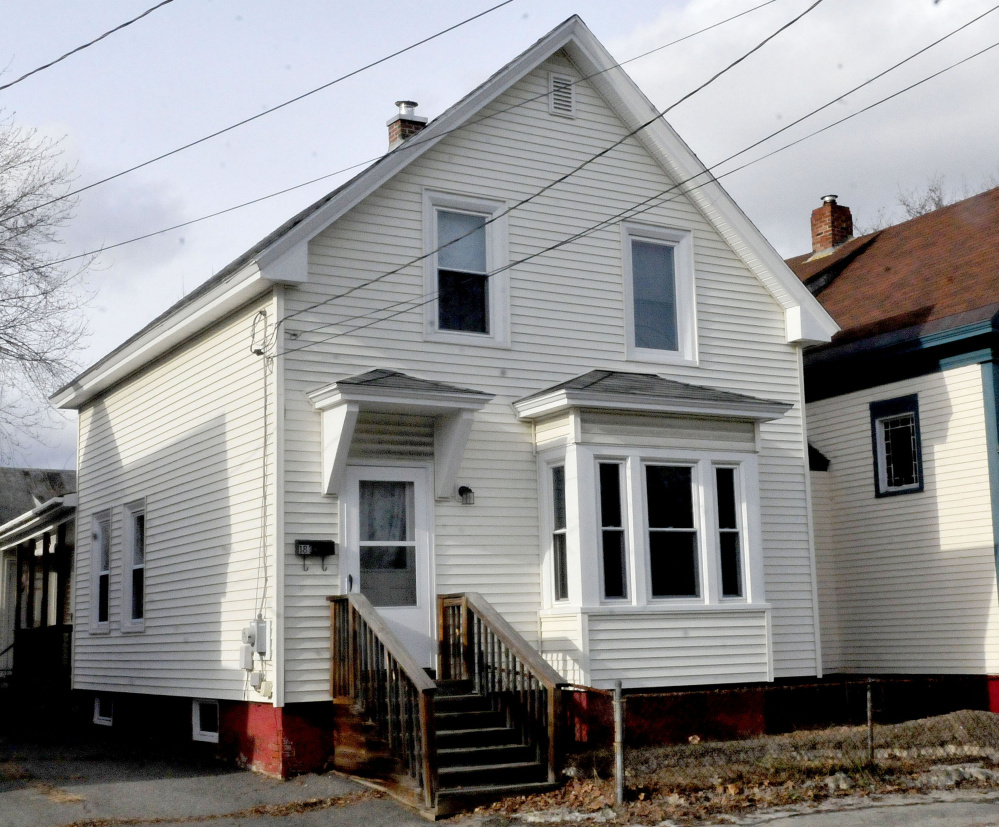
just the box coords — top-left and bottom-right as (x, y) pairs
(549, 73), (576, 118)
(93, 695), (113, 726)
(192, 699), (220, 743)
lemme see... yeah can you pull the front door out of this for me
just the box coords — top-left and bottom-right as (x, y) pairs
(342, 465), (434, 667)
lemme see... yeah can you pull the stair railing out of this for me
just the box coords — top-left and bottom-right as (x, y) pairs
(328, 594), (438, 808)
(438, 592), (567, 782)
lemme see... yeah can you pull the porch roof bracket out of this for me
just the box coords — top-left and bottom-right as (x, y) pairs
(307, 370), (493, 498)
(318, 402), (359, 496)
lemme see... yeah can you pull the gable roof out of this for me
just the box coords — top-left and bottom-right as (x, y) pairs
(786, 187), (999, 347)
(54, 16), (836, 411)
(514, 369), (791, 421)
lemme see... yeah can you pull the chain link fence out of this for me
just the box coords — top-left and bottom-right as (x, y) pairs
(564, 677), (999, 794)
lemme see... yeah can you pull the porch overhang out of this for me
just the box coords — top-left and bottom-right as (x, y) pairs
(0, 495), (77, 552)
(307, 370), (493, 499)
(513, 370), (791, 422)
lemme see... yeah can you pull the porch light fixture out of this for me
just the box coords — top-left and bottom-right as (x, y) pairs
(458, 486), (475, 505)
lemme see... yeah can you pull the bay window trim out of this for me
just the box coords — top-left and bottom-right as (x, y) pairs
(122, 498), (146, 633)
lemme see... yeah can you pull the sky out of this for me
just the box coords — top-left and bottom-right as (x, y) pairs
(3, 0), (998, 469)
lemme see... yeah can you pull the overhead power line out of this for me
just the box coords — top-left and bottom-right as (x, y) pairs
(279, 0), (826, 327)
(21, 0), (784, 275)
(0, 0), (177, 93)
(280, 36), (999, 355)
(8, 0), (516, 222)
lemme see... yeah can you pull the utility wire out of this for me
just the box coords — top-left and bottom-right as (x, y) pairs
(0, 0), (177, 92)
(279, 0), (825, 328)
(281, 36), (999, 355)
(18, 0), (783, 275)
(8, 0), (515, 221)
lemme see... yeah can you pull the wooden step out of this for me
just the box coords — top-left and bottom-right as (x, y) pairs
(438, 760), (548, 789)
(433, 692), (493, 714)
(435, 679), (473, 696)
(435, 780), (563, 817)
(435, 725), (521, 749)
(437, 742), (536, 768)
(434, 709), (506, 731)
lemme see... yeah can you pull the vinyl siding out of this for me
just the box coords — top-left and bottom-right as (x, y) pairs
(280, 52), (815, 701)
(539, 611), (586, 685)
(807, 364), (999, 674)
(73, 298), (277, 701)
(586, 609), (770, 689)
(580, 411), (757, 452)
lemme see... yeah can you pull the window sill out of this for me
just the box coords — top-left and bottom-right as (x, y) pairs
(625, 345), (698, 367)
(424, 328), (510, 349)
(89, 623), (111, 635)
(121, 622), (145, 634)
(540, 602), (770, 618)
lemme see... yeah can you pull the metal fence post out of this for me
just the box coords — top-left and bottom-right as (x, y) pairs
(613, 680), (624, 806)
(866, 678), (874, 765)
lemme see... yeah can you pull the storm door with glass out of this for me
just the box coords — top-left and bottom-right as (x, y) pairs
(342, 465), (434, 667)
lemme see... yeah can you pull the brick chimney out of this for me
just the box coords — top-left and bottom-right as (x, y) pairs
(810, 194), (853, 254)
(387, 100), (427, 150)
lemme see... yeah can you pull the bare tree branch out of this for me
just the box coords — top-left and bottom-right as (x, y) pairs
(0, 114), (91, 460)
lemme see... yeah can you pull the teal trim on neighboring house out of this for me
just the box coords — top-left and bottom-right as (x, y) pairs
(980, 360), (999, 608)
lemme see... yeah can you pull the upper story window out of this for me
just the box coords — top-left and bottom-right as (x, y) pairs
(123, 501), (146, 631)
(622, 224), (696, 365)
(91, 510), (111, 632)
(423, 191), (509, 347)
(870, 394), (923, 496)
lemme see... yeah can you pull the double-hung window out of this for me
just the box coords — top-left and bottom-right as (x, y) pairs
(91, 510), (111, 631)
(623, 224), (696, 364)
(645, 464), (699, 599)
(551, 465), (569, 602)
(424, 191), (509, 346)
(597, 463), (627, 599)
(123, 501), (146, 631)
(715, 467), (744, 598)
(870, 395), (923, 496)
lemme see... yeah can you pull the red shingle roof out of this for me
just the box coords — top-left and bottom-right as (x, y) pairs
(785, 187), (999, 344)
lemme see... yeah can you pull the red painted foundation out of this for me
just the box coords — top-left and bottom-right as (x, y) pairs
(988, 676), (999, 713)
(221, 701), (336, 778)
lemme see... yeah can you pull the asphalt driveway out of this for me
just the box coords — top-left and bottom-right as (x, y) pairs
(0, 737), (429, 827)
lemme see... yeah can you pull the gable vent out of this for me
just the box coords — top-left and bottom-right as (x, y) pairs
(549, 73), (576, 118)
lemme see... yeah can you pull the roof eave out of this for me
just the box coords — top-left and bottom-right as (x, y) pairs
(0, 494), (77, 549)
(308, 382), (493, 414)
(51, 262), (271, 410)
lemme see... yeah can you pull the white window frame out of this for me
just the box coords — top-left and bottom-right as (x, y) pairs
(622, 222), (697, 366)
(870, 395), (923, 497)
(641, 459), (703, 604)
(595, 460), (629, 602)
(93, 695), (113, 726)
(122, 499), (146, 632)
(422, 189), (510, 348)
(712, 463), (748, 602)
(192, 698), (220, 743)
(90, 510), (111, 634)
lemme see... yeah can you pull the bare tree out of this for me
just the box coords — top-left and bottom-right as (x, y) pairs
(854, 172), (999, 235)
(0, 115), (89, 460)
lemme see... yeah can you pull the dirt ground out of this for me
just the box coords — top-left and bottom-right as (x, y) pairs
(462, 710), (999, 825)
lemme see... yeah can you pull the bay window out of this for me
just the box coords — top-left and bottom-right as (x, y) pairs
(544, 447), (761, 608)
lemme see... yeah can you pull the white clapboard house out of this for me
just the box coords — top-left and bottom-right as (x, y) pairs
(53, 17), (836, 809)
(788, 192), (999, 713)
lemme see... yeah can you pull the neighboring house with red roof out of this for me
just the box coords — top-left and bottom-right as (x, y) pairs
(786, 189), (999, 711)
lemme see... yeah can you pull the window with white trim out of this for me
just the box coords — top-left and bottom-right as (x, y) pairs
(192, 699), (220, 743)
(91, 510), (111, 631)
(715, 466), (744, 598)
(424, 191), (509, 347)
(623, 224), (696, 364)
(597, 462), (627, 600)
(870, 394), (923, 496)
(645, 464), (700, 599)
(123, 501), (145, 630)
(551, 464), (569, 602)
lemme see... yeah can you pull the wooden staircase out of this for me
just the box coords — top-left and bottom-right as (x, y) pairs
(434, 679), (560, 812)
(328, 592), (567, 817)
